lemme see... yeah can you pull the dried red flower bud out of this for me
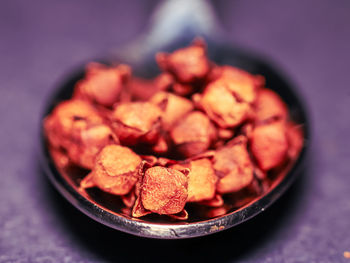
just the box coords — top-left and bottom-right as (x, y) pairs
(128, 73), (173, 101)
(150, 91), (194, 130)
(193, 78), (252, 128)
(199, 194), (224, 207)
(240, 123), (254, 139)
(156, 39), (210, 84)
(74, 62), (131, 107)
(217, 128), (235, 140)
(255, 88), (288, 123)
(48, 146), (70, 169)
(67, 124), (118, 169)
(286, 122), (304, 160)
(208, 66), (263, 104)
(250, 121), (289, 171)
(44, 100), (119, 169)
(80, 145), (142, 195)
(213, 136), (254, 194)
(170, 111), (217, 158)
(151, 135), (169, 154)
(170, 158), (217, 202)
(44, 100), (104, 150)
(132, 166), (189, 217)
(110, 102), (163, 146)
(121, 190), (137, 208)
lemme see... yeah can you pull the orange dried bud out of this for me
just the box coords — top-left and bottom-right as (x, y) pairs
(110, 102), (163, 146)
(213, 136), (254, 194)
(44, 100), (104, 146)
(80, 145), (142, 195)
(151, 135), (169, 154)
(128, 73), (173, 101)
(255, 88), (288, 123)
(193, 78), (252, 128)
(68, 124), (118, 169)
(156, 39), (210, 84)
(48, 147), (70, 169)
(210, 66), (263, 104)
(170, 111), (217, 158)
(250, 121), (289, 171)
(217, 128), (235, 140)
(150, 91), (194, 130)
(135, 166), (189, 215)
(171, 158), (217, 202)
(199, 194), (224, 207)
(44, 100), (119, 169)
(74, 62), (131, 107)
(286, 122), (304, 160)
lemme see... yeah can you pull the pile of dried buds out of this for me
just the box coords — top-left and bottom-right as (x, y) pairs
(44, 39), (303, 220)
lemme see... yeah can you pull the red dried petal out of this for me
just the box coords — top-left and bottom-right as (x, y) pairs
(68, 124), (118, 169)
(110, 102), (163, 145)
(74, 63), (131, 107)
(80, 145), (142, 195)
(170, 111), (217, 158)
(156, 39), (210, 84)
(213, 136), (254, 194)
(286, 122), (304, 160)
(194, 78), (252, 128)
(140, 166), (188, 215)
(250, 121), (289, 171)
(171, 158), (217, 202)
(150, 91), (194, 130)
(255, 88), (288, 123)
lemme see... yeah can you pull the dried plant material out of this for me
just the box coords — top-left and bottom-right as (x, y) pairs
(68, 124), (118, 169)
(150, 91), (194, 130)
(45, 38), (304, 222)
(156, 39), (210, 84)
(170, 111), (217, 158)
(80, 145), (142, 195)
(255, 88), (288, 123)
(210, 66), (263, 104)
(44, 100), (116, 168)
(128, 73), (173, 101)
(193, 78), (252, 128)
(121, 190), (136, 208)
(240, 123), (254, 139)
(74, 62), (131, 107)
(199, 194), (224, 207)
(251, 121), (289, 171)
(213, 136), (254, 194)
(49, 147), (70, 169)
(286, 122), (304, 160)
(206, 207), (228, 218)
(44, 100), (104, 148)
(171, 158), (217, 202)
(110, 102), (163, 146)
(133, 166), (189, 217)
(168, 210), (189, 220)
(151, 135), (169, 154)
(218, 128), (235, 140)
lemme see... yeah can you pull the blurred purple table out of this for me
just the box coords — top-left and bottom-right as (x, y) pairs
(0, 0), (349, 262)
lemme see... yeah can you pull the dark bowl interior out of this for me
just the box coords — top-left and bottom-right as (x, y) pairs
(40, 42), (309, 239)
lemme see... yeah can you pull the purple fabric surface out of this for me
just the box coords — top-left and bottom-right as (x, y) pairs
(0, 0), (349, 262)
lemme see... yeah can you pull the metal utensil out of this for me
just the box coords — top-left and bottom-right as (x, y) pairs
(40, 0), (310, 239)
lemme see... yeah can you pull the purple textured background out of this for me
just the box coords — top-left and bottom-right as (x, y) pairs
(0, 0), (349, 262)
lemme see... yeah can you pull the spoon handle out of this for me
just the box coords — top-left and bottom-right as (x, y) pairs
(113, 0), (223, 64)
(147, 0), (223, 45)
